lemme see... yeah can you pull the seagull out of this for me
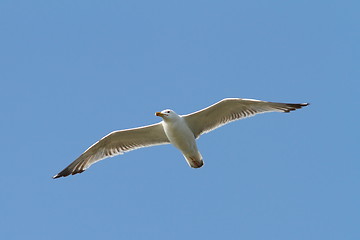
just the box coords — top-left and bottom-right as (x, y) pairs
(53, 98), (309, 178)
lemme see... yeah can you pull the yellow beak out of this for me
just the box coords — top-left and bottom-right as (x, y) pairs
(155, 112), (165, 117)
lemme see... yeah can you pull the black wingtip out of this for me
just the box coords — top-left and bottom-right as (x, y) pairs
(52, 170), (68, 179)
(52, 169), (85, 179)
(283, 102), (310, 112)
(293, 102), (310, 108)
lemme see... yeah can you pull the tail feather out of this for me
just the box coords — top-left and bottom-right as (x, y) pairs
(184, 152), (204, 168)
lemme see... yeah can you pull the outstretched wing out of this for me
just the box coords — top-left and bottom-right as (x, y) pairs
(53, 122), (169, 178)
(183, 98), (309, 138)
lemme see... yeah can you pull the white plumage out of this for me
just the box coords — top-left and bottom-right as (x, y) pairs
(53, 98), (308, 178)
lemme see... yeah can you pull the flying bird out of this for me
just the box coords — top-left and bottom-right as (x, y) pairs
(53, 98), (309, 178)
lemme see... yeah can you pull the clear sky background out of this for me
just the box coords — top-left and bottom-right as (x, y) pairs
(1, 1), (359, 239)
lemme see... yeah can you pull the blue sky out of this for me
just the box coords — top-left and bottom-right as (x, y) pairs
(1, 1), (359, 239)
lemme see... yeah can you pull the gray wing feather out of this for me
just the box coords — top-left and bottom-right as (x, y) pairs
(53, 122), (169, 178)
(183, 98), (309, 138)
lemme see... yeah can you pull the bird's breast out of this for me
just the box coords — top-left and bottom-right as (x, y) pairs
(162, 119), (197, 154)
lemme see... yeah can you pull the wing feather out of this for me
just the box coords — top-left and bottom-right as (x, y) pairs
(183, 98), (309, 138)
(53, 122), (169, 178)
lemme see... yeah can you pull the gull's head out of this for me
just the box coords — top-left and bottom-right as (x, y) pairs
(155, 109), (177, 120)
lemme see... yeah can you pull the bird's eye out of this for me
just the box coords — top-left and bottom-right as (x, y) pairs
(166, 110), (170, 114)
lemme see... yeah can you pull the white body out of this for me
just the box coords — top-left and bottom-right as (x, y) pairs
(161, 113), (203, 168)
